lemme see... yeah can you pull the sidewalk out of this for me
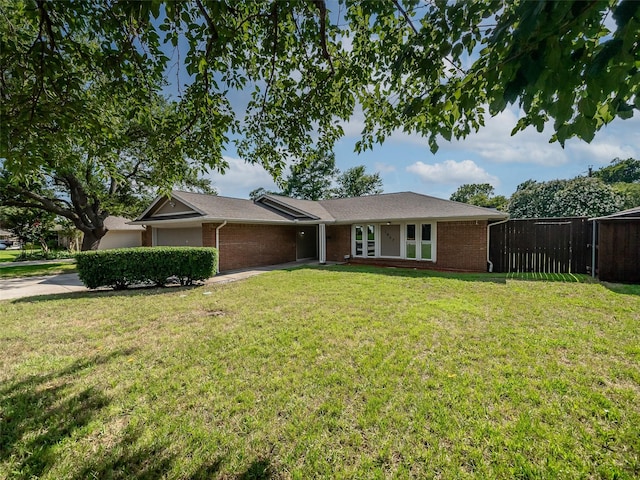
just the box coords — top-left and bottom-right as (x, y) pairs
(0, 260), (331, 301)
(0, 258), (76, 268)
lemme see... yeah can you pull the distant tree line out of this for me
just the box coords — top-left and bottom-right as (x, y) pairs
(450, 157), (639, 218)
(250, 152), (383, 201)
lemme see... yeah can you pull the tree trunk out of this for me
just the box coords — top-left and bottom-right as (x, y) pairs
(81, 227), (107, 251)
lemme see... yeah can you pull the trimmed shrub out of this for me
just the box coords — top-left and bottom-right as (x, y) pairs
(75, 247), (218, 289)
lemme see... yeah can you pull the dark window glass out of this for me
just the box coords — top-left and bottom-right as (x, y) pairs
(421, 224), (431, 241)
(406, 224), (416, 241)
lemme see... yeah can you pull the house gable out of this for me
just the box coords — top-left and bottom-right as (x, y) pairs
(254, 195), (320, 221)
(150, 198), (199, 217)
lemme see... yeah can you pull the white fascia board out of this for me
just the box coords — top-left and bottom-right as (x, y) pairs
(134, 194), (166, 221)
(135, 192), (207, 221)
(331, 215), (508, 225)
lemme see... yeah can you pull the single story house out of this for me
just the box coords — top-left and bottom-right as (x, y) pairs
(132, 191), (508, 272)
(591, 206), (640, 283)
(56, 216), (145, 250)
(98, 216), (146, 250)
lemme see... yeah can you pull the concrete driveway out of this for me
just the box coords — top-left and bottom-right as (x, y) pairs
(0, 273), (87, 301)
(0, 260), (331, 301)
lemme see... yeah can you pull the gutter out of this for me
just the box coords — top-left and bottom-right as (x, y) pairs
(215, 221), (227, 273)
(487, 218), (509, 273)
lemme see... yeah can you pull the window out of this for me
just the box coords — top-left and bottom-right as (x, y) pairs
(367, 225), (375, 256)
(353, 222), (435, 261)
(355, 225), (363, 256)
(406, 224), (416, 259)
(421, 223), (433, 261)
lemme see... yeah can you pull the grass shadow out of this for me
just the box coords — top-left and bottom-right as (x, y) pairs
(286, 264), (596, 285)
(237, 458), (273, 480)
(600, 281), (640, 296)
(9, 283), (204, 304)
(0, 349), (136, 478)
(1, 346), (227, 479)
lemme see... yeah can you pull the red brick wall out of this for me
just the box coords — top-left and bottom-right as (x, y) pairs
(213, 223), (297, 271)
(202, 223), (217, 247)
(348, 221), (488, 272)
(326, 225), (351, 262)
(435, 220), (488, 271)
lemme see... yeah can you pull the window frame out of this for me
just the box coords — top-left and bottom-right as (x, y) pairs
(352, 221), (436, 262)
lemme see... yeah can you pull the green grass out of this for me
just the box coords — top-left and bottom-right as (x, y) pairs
(1, 265), (639, 479)
(0, 249), (21, 263)
(0, 262), (77, 278)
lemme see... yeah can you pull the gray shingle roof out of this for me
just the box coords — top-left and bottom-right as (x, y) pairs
(105, 216), (145, 231)
(168, 191), (297, 223)
(319, 192), (507, 222)
(136, 190), (507, 225)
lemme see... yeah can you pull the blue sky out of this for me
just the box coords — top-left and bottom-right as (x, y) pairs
(157, 4), (637, 201)
(207, 109), (640, 200)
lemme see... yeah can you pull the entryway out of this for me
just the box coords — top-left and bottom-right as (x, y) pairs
(296, 226), (318, 260)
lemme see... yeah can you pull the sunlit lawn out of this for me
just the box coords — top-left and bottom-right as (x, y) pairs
(0, 249), (21, 262)
(1, 265), (639, 479)
(0, 262), (77, 278)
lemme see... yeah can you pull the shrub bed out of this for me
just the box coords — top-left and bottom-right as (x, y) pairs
(75, 247), (218, 289)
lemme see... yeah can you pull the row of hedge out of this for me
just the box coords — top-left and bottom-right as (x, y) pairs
(75, 247), (218, 290)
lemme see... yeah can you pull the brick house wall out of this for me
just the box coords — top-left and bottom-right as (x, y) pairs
(348, 220), (489, 272)
(435, 220), (488, 271)
(325, 225), (351, 262)
(203, 223), (297, 271)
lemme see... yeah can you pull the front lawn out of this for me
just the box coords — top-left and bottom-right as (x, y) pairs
(1, 266), (639, 479)
(0, 249), (21, 263)
(0, 262), (77, 279)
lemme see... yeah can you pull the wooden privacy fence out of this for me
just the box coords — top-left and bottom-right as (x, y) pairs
(489, 217), (592, 274)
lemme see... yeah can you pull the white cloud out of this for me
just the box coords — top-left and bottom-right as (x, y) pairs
(374, 161), (396, 173)
(207, 156), (280, 198)
(447, 108), (571, 166)
(565, 115), (640, 165)
(406, 159), (498, 186)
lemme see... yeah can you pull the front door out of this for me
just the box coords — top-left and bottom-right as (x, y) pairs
(296, 226), (318, 260)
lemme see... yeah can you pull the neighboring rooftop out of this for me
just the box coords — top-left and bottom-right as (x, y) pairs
(104, 216), (146, 231)
(591, 206), (640, 221)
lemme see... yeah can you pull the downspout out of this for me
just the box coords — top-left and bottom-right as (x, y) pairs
(487, 218), (509, 273)
(215, 221), (227, 273)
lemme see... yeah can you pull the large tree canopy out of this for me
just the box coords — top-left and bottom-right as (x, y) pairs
(508, 177), (624, 218)
(1, 0), (638, 249)
(2, 0), (638, 179)
(0, 91), (217, 250)
(450, 183), (508, 211)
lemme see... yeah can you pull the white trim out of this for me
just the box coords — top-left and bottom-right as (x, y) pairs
(319, 224), (327, 264)
(351, 221), (437, 262)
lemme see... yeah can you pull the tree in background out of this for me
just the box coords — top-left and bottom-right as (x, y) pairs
(593, 158), (640, 184)
(281, 152), (339, 201)
(593, 158), (640, 209)
(508, 177), (624, 219)
(0, 94), (217, 250)
(1, 208), (56, 254)
(333, 166), (383, 198)
(450, 184), (508, 211)
(258, 159), (383, 201)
